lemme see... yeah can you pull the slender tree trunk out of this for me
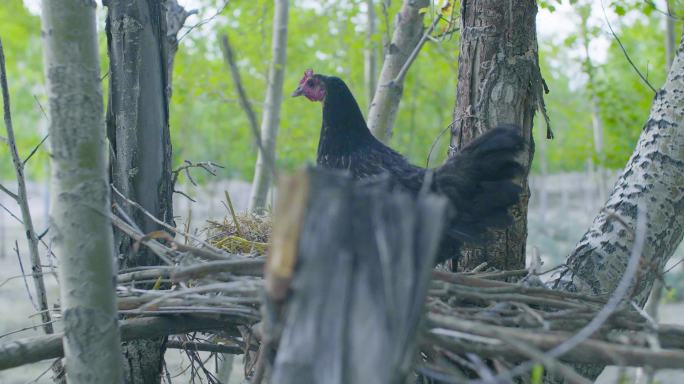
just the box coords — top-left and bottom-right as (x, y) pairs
(248, 0), (289, 214)
(549, 31), (684, 383)
(104, 0), (178, 382)
(39, 1), (123, 382)
(538, 133), (548, 227)
(578, 5), (607, 203)
(364, 0), (377, 110)
(367, 0), (429, 142)
(666, 0), (676, 71)
(451, 0), (545, 271)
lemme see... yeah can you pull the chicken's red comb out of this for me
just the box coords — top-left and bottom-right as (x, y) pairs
(299, 69), (314, 85)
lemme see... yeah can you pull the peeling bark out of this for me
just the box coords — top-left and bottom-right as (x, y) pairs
(248, 0), (289, 213)
(104, 0), (178, 382)
(367, 0), (429, 142)
(39, 0), (123, 382)
(451, 0), (544, 271)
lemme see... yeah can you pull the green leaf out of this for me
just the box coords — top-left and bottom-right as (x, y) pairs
(563, 35), (577, 47)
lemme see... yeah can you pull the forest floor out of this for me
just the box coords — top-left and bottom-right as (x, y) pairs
(0, 175), (682, 383)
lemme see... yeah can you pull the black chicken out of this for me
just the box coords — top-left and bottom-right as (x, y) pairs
(292, 69), (525, 264)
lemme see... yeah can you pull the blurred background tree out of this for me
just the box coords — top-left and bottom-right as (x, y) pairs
(0, 0), (675, 182)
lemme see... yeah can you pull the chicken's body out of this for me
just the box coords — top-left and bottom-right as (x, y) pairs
(294, 72), (525, 264)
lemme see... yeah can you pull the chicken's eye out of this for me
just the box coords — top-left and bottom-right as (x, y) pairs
(306, 79), (315, 87)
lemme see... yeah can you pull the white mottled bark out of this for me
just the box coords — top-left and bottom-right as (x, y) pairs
(367, 0), (429, 142)
(546, 35), (684, 384)
(644, 0), (679, 332)
(248, 0), (289, 213)
(553, 35), (684, 306)
(40, 0), (123, 383)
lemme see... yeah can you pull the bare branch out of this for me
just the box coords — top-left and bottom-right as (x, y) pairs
(219, 34), (261, 153)
(14, 241), (37, 311)
(22, 134), (48, 165)
(177, 1), (227, 43)
(219, 33), (279, 204)
(0, 183), (18, 201)
(224, 190), (242, 235)
(112, 184), (227, 256)
(0, 201), (22, 224)
(0, 315), (246, 370)
(171, 160), (223, 189)
(0, 38), (55, 336)
(166, 340), (243, 355)
(392, 14), (440, 85)
(482, 207), (648, 383)
(600, 1), (657, 94)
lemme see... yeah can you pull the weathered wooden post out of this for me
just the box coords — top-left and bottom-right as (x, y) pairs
(261, 168), (448, 384)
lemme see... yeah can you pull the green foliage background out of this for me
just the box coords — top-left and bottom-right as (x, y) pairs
(0, 0), (676, 181)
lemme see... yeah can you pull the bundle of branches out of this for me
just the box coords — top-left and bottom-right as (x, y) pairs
(116, 202), (684, 383)
(421, 271), (684, 383)
(114, 254), (684, 384)
(3, 201), (684, 384)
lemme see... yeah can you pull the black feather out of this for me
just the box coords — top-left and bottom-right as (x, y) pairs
(313, 75), (525, 264)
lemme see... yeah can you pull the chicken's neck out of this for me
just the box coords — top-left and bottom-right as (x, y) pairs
(318, 85), (376, 159)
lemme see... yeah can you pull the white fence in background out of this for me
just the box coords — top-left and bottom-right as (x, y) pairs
(0, 171), (622, 260)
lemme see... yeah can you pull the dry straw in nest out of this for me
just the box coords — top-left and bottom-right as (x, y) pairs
(206, 214), (272, 255)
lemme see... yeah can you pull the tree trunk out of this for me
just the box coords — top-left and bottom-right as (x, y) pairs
(104, 0), (176, 382)
(578, 5), (607, 203)
(364, 0), (377, 110)
(265, 169), (447, 384)
(549, 31), (684, 383)
(248, 0), (289, 214)
(450, 0), (544, 271)
(644, 0), (679, 337)
(39, 1), (123, 382)
(665, 0), (676, 71)
(367, 0), (429, 142)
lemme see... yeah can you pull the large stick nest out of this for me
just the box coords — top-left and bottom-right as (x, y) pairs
(113, 214), (684, 384)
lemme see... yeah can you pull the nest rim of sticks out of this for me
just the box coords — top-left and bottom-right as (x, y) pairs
(53, 173), (677, 383)
(105, 213), (684, 384)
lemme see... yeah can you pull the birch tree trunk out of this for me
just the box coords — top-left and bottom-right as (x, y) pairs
(104, 0), (177, 382)
(367, 0), (429, 142)
(665, 0), (676, 71)
(549, 32), (684, 383)
(450, 0), (545, 271)
(364, 0), (377, 110)
(40, 1), (123, 382)
(645, 0), (679, 331)
(248, 0), (289, 214)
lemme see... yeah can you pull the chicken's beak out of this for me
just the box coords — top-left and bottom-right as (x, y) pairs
(291, 85), (304, 97)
